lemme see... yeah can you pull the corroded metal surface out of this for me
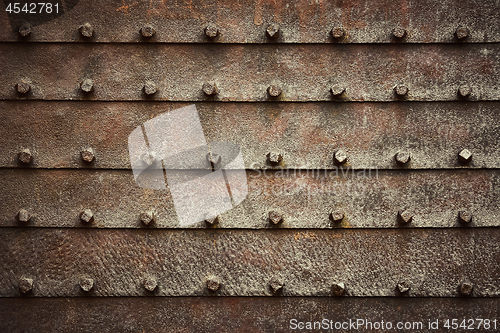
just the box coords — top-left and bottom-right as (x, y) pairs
(1, 44), (500, 101)
(1, 101), (499, 169)
(1, 297), (499, 333)
(1, 168), (499, 228)
(1, 0), (499, 43)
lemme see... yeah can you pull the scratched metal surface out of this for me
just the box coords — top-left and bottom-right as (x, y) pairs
(1, 43), (500, 101)
(1, 0), (499, 43)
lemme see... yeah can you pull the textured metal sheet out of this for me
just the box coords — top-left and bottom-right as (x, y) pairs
(0, 228), (498, 297)
(1, 0), (500, 43)
(1, 297), (499, 333)
(1, 101), (500, 170)
(1, 43), (500, 101)
(1, 168), (499, 228)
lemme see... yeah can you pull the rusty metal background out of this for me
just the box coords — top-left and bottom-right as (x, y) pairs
(0, 228), (498, 297)
(1, 101), (499, 169)
(1, 43), (500, 101)
(1, 0), (500, 43)
(1, 168), (499, 228)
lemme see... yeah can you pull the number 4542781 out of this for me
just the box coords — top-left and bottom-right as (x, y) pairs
(6, 3), (59, 14)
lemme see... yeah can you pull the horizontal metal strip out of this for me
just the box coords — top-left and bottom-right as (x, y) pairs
(1, 168), (499, 229)
(1, 44), (500, 101)
(0, 0), (499, 43)
(0, 228), (498, 297)
(1, 298), (499, 332)
(1, 101), (500, 170)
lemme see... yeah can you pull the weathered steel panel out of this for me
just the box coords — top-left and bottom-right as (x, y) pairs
(1, 168), (499, 228)
(1, 0), (499, 43)
(1, 44), (499, 101)
(1, 101), (499, 169)
(0, 228), (497, 297)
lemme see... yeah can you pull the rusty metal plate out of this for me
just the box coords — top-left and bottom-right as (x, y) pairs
(1, 43), (500, 102)
(1, 101), (499, 170)
(1, 297), (499, 333)
(0, 228), (498, 297)
(1, 168), (499, 228)
(1, 0), (500, 43)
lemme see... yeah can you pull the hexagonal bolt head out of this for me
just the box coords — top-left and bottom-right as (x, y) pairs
(459, 211), (472, 223)
(267, 152), (283, 164)
(394, 85), (408, 96)
(331, 210), (344, 223)
(81, 79), (94, 93)
(143, 80), (157, 95)
(205, 23), (219, 38)
(143, 276), (158, 291)
(206, 153), (222, 166)
(81, 148), (95, 162)
(140, 211), (155, 226)
(267, 85), (282, 97)
(333, 149), (347, 165)
(141, 150), (157, 166)
(330, 85), (345, 96)
(202, 83), (218, 96)
(331, 27), (345, 39)
(266, 23), (280, 38)
(395, 152), (411, 165)
(16, 209), (31, 223)
(206, 276), (220, 291)
(18, 23), (32, 37)
(204, 213), (219, 225)
(270, 278), (284, 294)
(458, 149), (472, 164)
(140, 25), (156, 38)
(458, 85), (472, 98)
(397, 281), (410, 293)
(398, 210), (413, 224)
(16, 81), (31, 94)
(80, 209), (94, 224)
(80, 277), (94, 292)
(79, 23), (94, 38)
(455, 26), (469, 40)
(19, 277), (33, 293)
(269, 211), (283, 225)
(18, 149), (32, 164)
(392, 27), (406, 38)
(460, 282), (473, 296)
(331, 282), (345, 296)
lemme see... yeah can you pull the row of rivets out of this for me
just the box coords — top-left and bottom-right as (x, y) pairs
(15, 148), (96, 164)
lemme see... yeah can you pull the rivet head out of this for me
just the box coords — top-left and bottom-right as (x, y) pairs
(16, 81), (31, 94)
(143, 80), (157, 95)
(204, 212), (219, 225)
(270, 278), (284, 294)
(18, 149), (32, 164)
(19, 277), (33, 293)
(266, 23), (280, 38)
(267, 152), (283, 164)
(140, 25), (156, 38)
(458, 85), (471, 98)
(394, 85), (408, 96)
(80, 209), (94, 224)
(459, 211), (472, 223)
(205, 23), (219, 38)
(202, 82), (218, 96)
(269, 211), (283, 225)
(331, 210), (344, 223)
(18, 23), (32, 37)
(397, 281), (410, 293)
(140, 211), (155, 225)
(144, 276), (158, 291)
(16, 209), (31, 223)
(206, 276), (220, 291)
(458, 149), (472, 164)
(395, 152), (411, 165)
(331, 27), (345, 39)
(460, 282), (473, 296)
(141, 150), (157, 166)
(333, 149), (347, 164)
(398, 210), (413, 223)
(81, 79), (94, 93)
(267, 85), (282, 97)
(455, 26), (469, 40)
(392, 27), (406, 38)
(81, 148), (95, 162)
(80, 277), (94, 292)
(331, 282), (345, 296)
(330, 85), (345, 96)
(79, 23), (94, 38)
(206, 153), (222, 166)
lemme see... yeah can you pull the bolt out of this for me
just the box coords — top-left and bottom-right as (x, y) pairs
(18, 148), (32, 164)
(19, 277), (33, 293)
(333, 149), (347, 164)
(269, 211), (283, 225)
(331, 282), (345, 296)
(140, 211), (155, 225)
(460, 282), (473, 296)
(18, 23), (32, 37)
(140, 25), (156, 38)
(331, 27), (345, 39)
(143, 80), (157, 95)
(202, 82), (218, 96)
(81, 148), (95, 162)
(204, 210), (219, 225)
(206, 276), (220, 291)
(458, 149), (472, 164)
(397, 281), (410, 293)
(330, 85), (345, 96)
(455, 26), (469, 40)
(398, 210), (413, 223)
(267, 85), (282, 97)
(16, 209), (31, 223)
(270, 278), (283, 294)
(144, 276), (158, 291)
(79, 23), (94, 38)
(392, 27), (406, 38)
(459, 211), (472, 223)
(81, 79), (94, 93)
(267, 152), (282, 164)
(141, 150), (157, 166)
(331, 210), (344, 223)
(395, 152), (411, 165)
(205, 23), (219, 38)
(394, 85), (408, 96)
(266, 23), (280, 39)
(80, 209), (94, 224)
(16, 81), (31, 94)
(80, 277), (94, 292)
(458, 85), (471, 98)
(206, 153), (222, 166)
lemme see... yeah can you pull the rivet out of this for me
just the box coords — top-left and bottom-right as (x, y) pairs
(16, 81), (31, 94)
(394, 85), (408, 96)
(397, 281), (410, 293)
(455, 26), (469, 40)
(206, 276), (220, 291)
(330, 85), (345, 96)
(16, 209), (31, 223)
(266, 23), (280, 39)
(79, 23), (94, 38)
(269, 211), (283, 225)
(270, 278), (283, 294)
(80, 209), (94, 224)
(205, 23), (219, 38)
(392, 27), (406, 38)
(267, 152), (282, 164)
(458, 85), (471, 98)
(395, 152), (411, 165)
(331, 210), (344, 223)
(460, 282), (473, 296)
(140, 25), (156, 38)
(19, 277), (33, 293)
(331, 27), (345, 39)
(141, 150), (157, 166)
(140, 211), (155, 226)
(459, 211), (472, 223)
(143, 80), (157, 95)
(398, 210), (413, 224)
(331, 282), (345, 296)
(333, 149), (347, 165)
(267, 85), (282, 97)
(202, 82), (218, 96)
(206, 152), (222, 166)
(80, 277), (94, 292)
(458, 149), (472, 164)
(143, 276), (158, 291)
(18, 148), (32, 164)
(81, 79), (94, 93)
(18, 23), (32, 37)
(81, 148), (95, 162)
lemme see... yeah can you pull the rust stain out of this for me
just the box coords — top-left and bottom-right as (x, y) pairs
(116, 0), (138, 14)
(294, 231), (317, 240)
